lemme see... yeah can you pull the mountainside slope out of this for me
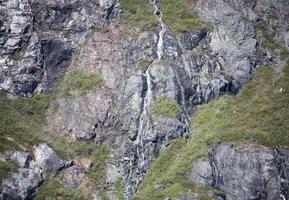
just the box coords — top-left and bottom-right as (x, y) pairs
(0, 0), (289, 199)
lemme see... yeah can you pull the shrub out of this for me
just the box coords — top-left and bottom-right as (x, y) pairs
(0, 93), (50, 152)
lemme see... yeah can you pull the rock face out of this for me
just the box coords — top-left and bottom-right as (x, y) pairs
(188, 143), (289, 200)
(1, 0), (289, 198)
(46, 0), (261, 195)
(45, 0), (289, 197)
(0, 0), (119, 96)
(1, 144), (65, 199)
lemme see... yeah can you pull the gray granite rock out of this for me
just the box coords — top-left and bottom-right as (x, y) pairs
(1, 144), (65, 199)
(188, 143), (289, 200)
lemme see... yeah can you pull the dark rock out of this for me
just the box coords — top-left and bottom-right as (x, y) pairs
(181, 30), (207, 50)
(41, 40), (73, 92)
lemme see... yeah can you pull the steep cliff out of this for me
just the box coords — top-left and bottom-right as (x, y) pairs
(0, 0), (289, 199)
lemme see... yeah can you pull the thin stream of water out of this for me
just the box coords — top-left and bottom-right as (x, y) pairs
(135, 0), (166, 171)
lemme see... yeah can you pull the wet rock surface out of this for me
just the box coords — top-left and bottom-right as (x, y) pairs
(189, 143), (289, 200)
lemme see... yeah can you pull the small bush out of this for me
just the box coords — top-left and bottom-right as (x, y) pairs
(256, 22), (289, 60)
(152, 96), (181, 118)
(0, 93), (50, 152)
(8, 52), (23, 61)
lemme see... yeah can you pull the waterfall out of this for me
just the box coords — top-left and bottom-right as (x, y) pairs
(135, 0), (166, 182)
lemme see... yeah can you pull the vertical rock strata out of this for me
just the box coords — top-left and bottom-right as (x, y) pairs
(0, 0), (289, 199)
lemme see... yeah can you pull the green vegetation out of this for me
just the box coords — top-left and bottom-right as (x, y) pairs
(243, 0), (251, 6)
(99, 192), (110, 200)
(152, 96), (181, 118)
(115, 178), (125, 200)
(0, 93), (50, 153)
(57, 70), (103, 96)
(120, 0), (157, 31)
(133, 139), (214, 200)
(0, 160), (18, 183)
(119, 0), (211, 33)
(159, 0), (211, 33)
(135, 58), (289, 199)
(136, 59), (152, 72)
(35, 178), (89, 200)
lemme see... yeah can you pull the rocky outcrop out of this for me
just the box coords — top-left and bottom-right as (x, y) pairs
(0, 144), (65, 199)
(0, 143), (96, 199)
(1, 0), (289, 199)
(188, 143), (289, 200)
(0, 0), (119, 97)
(46, 0), (260, 196)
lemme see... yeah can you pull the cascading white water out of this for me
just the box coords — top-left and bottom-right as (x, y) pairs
(126, 1), (191, 197)
(135, 0), (166, 170)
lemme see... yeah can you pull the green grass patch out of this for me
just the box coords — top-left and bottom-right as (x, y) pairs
(151, 96), (181, 118)
(115, 178), (125, 200)
(57, 70), (103, 96)
(119, 0), (157, 31)
(135, 58), (289, 199)
(35, 178), (89, 200)
(159, 0), (212, 33)
(136, 59), (153, 72)
(0, 93), (51, 153)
